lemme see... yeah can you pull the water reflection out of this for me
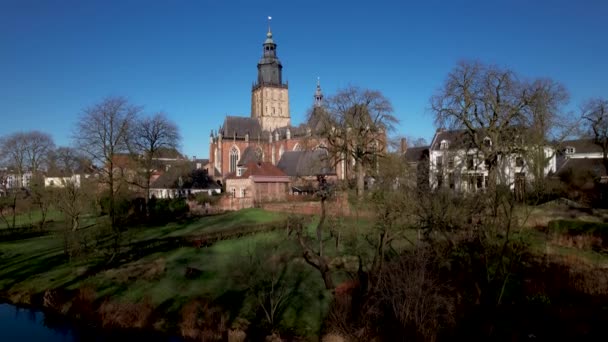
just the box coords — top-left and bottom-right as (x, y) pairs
(0, 303), (182, 342)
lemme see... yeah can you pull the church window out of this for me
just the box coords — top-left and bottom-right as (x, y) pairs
(279, 145), (285, 159)
(255, 147), (264, 161)
(293, 143), (301, 151)
(229, 146), (239, 173)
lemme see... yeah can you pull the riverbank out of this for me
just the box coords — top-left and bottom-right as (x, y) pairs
(0, 209), (330, 340)
(0, 302), (183, 341)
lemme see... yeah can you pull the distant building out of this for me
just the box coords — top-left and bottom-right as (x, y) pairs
(150, 162), (221, 199)
(224, 162), (290, 203)
(208, 23), (350, 182)
(427, 129), (556, 192)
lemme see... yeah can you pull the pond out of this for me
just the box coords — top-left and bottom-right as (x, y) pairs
(0, 303), (182, 342)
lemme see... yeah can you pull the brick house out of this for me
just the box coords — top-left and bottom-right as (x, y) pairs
(224, 162), (290, 204)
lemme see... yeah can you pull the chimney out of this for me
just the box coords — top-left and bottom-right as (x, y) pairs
(400, 138), (408, 154)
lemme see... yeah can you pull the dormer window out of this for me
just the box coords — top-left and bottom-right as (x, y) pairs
(565, 146), (575, 155)
(440, 140), (449, 150)
(483, 137), (492, 148)
(237, 167), (246, 177)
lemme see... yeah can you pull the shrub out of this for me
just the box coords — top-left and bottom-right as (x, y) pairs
(194, 192), (222, 206)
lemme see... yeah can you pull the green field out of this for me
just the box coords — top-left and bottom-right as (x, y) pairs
(0, 208), (330, 336)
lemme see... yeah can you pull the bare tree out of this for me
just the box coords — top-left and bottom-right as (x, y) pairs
(73, 96), (139, 244)
(581, 98), (608, 174)
(129, 112), (180, 216)
(431, 61), (569, 189)
(317, 86), (397, 197)
(49, 146), (89, 174)
(24, 131), (55, 179)
(289, 175), (336, 289)
(0, 133), (28, 188)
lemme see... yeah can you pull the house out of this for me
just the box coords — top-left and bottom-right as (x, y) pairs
(427, 129), (556, 192)
(224, 162), (290, 203)
(150, 162), (221, 199)
(402, 141), (430, 191)
(44, 173), (82, 188)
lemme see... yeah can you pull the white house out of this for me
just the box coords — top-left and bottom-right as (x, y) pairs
(428, 129), (556, 192)
(44, 174), (81, 188)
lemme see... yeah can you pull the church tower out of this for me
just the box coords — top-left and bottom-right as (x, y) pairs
(251, 18), (290, 131)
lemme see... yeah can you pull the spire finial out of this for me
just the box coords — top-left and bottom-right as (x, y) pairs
(267, 16), (272, 37)
(317, 76), (320, 87)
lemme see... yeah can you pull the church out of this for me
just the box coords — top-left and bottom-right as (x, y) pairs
(208, 23), (347, 181)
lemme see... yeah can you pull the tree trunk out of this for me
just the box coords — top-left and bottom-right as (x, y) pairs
(356, 160), (365, 198)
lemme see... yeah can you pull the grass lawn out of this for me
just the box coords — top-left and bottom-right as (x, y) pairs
(0, 208), (330, 336)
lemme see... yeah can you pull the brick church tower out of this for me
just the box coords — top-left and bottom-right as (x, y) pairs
(250, 19), (290, 131)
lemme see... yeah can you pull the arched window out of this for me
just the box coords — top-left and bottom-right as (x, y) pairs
(279, 145), (285, 159)
(229, 146), (239, 173)
(293, 143), (301, 151)
(271, 145), (276, 164)
(255, 147), (264, 161)
(440, 140), (449, 150)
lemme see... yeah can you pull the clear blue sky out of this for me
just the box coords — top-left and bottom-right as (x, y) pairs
(1, 0), (607, 158)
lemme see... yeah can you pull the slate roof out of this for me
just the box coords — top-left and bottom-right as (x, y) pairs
(561, 139), (603, 154)
(430, 129), (471, 151)
(430, 127), (529, 151)
(151, 162), (220, 190)
(404, 146), (430, 163)
(277, 150), (335, 177)
(221, 116), (263, 138)
(238, 146), (261, 166)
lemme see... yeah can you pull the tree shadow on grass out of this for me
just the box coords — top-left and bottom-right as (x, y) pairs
(0, 253), (69, 290)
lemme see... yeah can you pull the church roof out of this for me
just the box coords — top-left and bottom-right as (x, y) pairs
(221, 116), (263, 138)
(277, 150), (335, 177)
(238, 146), (261, 166)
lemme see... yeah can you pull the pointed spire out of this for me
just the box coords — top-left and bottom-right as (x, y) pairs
(265, 16), (274, 43)
(314, 77), (323, 107)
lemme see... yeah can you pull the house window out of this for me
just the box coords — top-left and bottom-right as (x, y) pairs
(440, 140), (449, 150)
(229, 146), (239, 173)
(240, 188), (246, 198)
(436, 156), (443, 169)
(476, 175), (484, 189)
(448, 172), (455, 189)
(515, 157), (524, 167)
(565, 146), (575, 155)
(448, 157), (454, 169)
(236, 168), (242, 177)
(230, 187), (236, 198)
(467, 156), (475, 170)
